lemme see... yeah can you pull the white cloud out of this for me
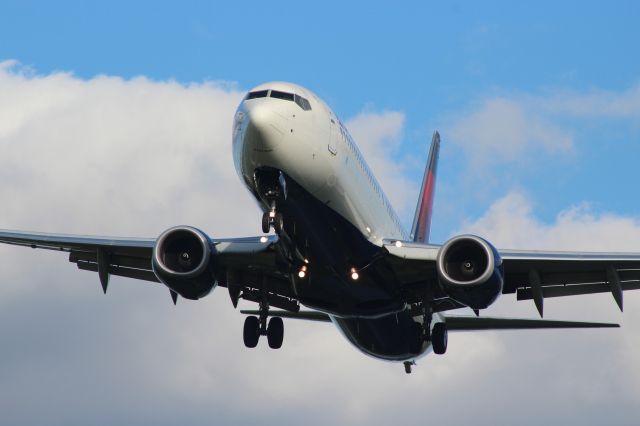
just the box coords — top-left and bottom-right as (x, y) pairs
(0, 60), (253, 236)
(458, 191), (640, 251)
(536, 84), (640, 119)
(1, 63), (640, 426)
(445, 97), (573, 172)
(443, 83), (640, 176)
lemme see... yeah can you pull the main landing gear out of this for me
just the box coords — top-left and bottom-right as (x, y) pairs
(431, 322), (448, 355)
(242, 302), (285, 349)
(404, 320), (448, 374)
(421, 304), (448, 355)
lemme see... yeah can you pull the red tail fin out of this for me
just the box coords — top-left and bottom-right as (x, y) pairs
(411, 131), (440, 243)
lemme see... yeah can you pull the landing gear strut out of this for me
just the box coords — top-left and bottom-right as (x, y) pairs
(256, 169), (287, 234)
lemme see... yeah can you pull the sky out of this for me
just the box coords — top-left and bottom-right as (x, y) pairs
(1, 1), (640, 425)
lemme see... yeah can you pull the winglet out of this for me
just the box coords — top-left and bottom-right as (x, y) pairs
(411, 131), (440, 243)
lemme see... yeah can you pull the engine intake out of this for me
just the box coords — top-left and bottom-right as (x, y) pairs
(152, 226), (217, 300)
(436, 235), (503, 309)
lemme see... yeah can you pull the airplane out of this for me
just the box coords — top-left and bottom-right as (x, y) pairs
(2, 81), (640, 374)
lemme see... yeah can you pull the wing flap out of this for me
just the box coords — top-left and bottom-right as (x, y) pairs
(517, 281), (640, 300)
(77, 261), (160, 283)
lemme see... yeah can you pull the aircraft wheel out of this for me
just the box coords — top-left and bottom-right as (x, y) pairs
(272, 212), (284, 234)
(432, 322), (448, 355)
(261, 212), (270, 234)
(243, 316), (260, 348)
(267, 317), (284, 349)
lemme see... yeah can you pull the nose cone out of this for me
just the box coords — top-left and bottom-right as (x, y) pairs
(244, 101), (285, 151)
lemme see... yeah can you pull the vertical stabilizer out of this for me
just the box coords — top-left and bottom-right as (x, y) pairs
(411, 131), (440, 243)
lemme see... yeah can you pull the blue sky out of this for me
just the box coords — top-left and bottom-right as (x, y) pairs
(4, 0), (640, 242)
(2, 1), (640, 425)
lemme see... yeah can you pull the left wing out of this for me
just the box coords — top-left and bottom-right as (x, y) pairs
(499, 249), (640, 316)
(383, 239), (640, 316)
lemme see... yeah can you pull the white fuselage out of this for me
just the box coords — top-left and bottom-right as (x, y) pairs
(232, 82), (435, 362)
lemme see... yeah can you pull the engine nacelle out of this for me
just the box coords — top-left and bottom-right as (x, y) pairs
(152, 226), (217, 300)
(436, 235), (503, 309)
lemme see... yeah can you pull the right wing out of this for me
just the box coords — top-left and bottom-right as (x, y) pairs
(0, 229), (296, 307)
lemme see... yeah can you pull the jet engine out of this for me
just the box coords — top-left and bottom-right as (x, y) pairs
(152, 226), (217, 300)
(436, 235), (503, 309)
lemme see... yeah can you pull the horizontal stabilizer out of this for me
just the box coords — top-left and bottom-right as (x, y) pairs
(444, 315), (619, 331)
(240, 309), (331, 323)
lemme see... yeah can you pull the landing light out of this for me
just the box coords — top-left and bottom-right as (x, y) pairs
(395, 241), (403, 248)
(298, 265), (308, 279)
(260, 236), (268, 243)
(350, 268), (359, 281)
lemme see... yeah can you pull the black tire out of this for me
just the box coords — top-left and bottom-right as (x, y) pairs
(261, 212), (270, 234)
(243, 316), (260, 348)
(273, 212), (284, 234)
(267, 317), (284, 349)
(432, 322), (448, 355)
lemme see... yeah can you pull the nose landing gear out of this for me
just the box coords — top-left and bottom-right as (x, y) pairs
(255, 169), (287, 234)
(261, 208), (284, 234)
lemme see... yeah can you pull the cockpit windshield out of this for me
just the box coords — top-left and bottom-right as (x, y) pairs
(270, 90), (294, 101)
(245, 88), (312, 111)
(246, 90), (269, 99)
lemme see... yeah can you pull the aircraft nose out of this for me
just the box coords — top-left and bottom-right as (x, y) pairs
(243, 101), (285, 151)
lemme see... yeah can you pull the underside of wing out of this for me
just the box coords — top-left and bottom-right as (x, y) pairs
(380, 237), (640, 317)
(501, 249), (640, 316)
(0, 229), (295, 308)
(0, 229), (158, 288)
